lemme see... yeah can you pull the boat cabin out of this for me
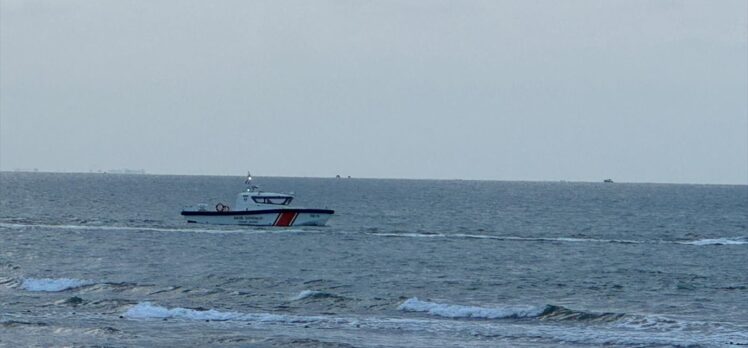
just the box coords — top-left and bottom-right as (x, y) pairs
(234, 190), (294, 211)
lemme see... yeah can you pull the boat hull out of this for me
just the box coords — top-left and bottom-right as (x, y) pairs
(180, 208), (334, 226)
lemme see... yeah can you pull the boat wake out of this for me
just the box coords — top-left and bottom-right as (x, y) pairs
(3, 222), (744, 247)
(677, 237), (748, 246)
(370, 232), (748, 246)
(0, 222), (309, 235)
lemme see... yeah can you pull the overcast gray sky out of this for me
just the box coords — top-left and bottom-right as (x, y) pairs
(1, 0), (746, 184)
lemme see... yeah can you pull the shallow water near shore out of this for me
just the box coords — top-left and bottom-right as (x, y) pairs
(1, 172), (747, 347)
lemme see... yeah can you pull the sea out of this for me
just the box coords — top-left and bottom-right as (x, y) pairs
(1, 172), (746, 347)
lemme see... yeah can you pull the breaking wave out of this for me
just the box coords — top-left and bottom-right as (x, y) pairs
(398, 298), (545, 319)
(120, 301), (748, 346)
(397, 298), (748, 341)
(398, 298), (642, 325)
(21, 278), (94, 292)
(124, 302), (328, 323)
(398, 298), (623, 323)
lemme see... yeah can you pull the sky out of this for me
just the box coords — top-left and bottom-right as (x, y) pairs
(1, 0), (746, 184)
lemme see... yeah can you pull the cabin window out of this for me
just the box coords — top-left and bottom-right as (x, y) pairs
(252, 197), (292, 205)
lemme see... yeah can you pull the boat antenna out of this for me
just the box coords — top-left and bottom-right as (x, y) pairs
(245, 171), (258, 191)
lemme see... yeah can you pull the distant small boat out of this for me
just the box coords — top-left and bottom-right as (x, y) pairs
(180, 172), (334, 226)
(603, 179), (614, 183)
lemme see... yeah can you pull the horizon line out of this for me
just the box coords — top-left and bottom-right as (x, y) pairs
(1, 169), (746, 187)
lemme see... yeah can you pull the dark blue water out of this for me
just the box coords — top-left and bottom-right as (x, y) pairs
(1, 172), (747, 347)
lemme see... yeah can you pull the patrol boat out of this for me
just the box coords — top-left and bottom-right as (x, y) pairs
(180, 173), (334, 226)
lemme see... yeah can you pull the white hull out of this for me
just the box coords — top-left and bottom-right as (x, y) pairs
(181, 209), (333, 227)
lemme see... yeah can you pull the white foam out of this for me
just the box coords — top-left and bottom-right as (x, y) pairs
(505, 322), (748, 347)
(678, 237), (747, 246)
(124, 302), (327, 323)
(119, 302), (748, 346)
(372, 232), (642, 245)
(398, 298), (545, 319)
(125, 302), (245, 321)
(22, 278), (94, 292)
(371, 232), (748, 247)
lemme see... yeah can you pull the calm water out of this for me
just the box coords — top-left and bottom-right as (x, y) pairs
(1, 172), (746, 347)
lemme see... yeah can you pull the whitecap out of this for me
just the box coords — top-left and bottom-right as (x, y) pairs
(124, 302), (244, 321)
(22, 278), (94, 292)
(119, 302), (748, 346)
(124, 302), (327, 323)
(398, 298), (545, 319)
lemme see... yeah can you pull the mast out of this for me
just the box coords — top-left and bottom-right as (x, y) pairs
(245, 171), (258, 191)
